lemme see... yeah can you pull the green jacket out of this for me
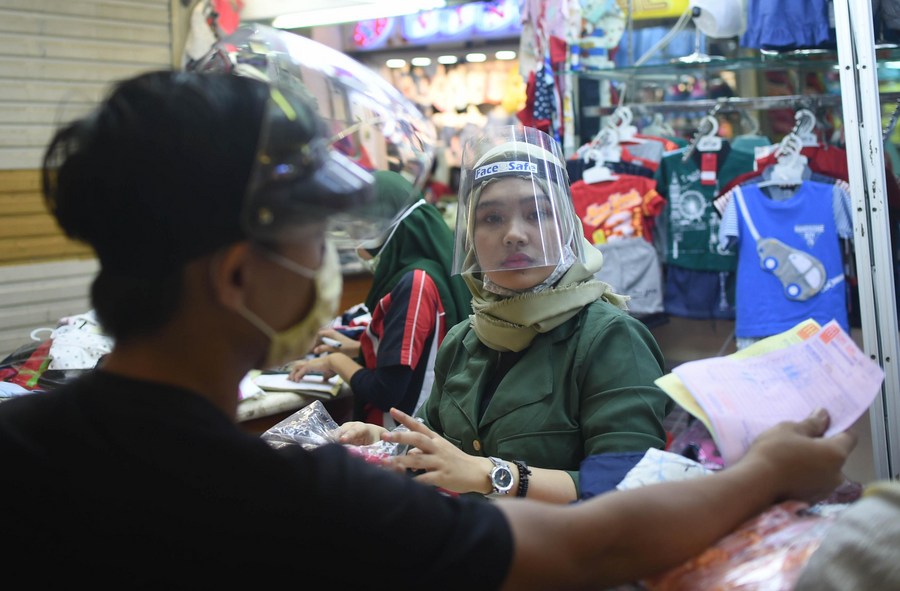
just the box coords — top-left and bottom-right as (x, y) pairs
(417, 298), (674, 492)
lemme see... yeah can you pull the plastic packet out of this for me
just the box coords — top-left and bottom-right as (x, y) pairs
(260, 400), (341, 450)
(344, 422), (414, 465)
(260, 401), (416, 466)
(642, 501), (845, 591)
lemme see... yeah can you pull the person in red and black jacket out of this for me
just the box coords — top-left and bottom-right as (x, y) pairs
(288, 170), (471, 428)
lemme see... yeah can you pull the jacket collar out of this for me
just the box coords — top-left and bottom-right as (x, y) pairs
(458, 312), (581, 426)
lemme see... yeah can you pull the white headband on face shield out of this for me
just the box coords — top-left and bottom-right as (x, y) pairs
(473, 160), (539, 181)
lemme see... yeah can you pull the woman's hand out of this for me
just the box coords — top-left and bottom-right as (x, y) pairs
(287, 356), (336, 382)
(311, 328), (360, 358)
(337, 421), (388, 446)
(383, 408), (495, 495)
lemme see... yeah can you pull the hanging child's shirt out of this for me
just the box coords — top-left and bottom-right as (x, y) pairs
(570, 174), (666, 320)
(741, 0), (834, 51)
(718, 181), (853, 339)
(567, 158), (655, 183)
(654, 141), (755, 320)
(593, 238), (665, 318)
(570, 174), (665, 245)
(655, 141), (754, 272)
(715, 164), (848, 224)
(754, 143), (900, 209)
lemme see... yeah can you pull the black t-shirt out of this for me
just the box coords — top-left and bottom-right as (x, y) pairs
(0, 370), (513, 588)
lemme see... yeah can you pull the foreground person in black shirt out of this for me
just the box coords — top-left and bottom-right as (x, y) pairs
(0, 25), (856, 590)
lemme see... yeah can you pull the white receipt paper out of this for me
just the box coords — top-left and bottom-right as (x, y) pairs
(672, 320), (885, 466)
(253, 373), (342, 396)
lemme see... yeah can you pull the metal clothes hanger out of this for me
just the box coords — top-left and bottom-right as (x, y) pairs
(756, 132), (808, 188)
(682, 106), (722, 162)
(793, 108), (820, 147)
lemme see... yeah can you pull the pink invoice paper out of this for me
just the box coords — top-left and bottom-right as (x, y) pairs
(672, 320), (885, 467)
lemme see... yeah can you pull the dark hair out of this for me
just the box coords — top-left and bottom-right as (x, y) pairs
(41, 70), (268, 339)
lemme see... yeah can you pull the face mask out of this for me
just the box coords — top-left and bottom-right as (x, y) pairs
(237, 240), (342, 369)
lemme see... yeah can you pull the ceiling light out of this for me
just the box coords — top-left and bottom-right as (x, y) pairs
(411, 57), (432, 67)
(465, 52), (487, 63)
(437, 55), (458, 64)
(272, 0), (447, 29)
(495, 50), (517, 60)
(385, 58), (407, 68)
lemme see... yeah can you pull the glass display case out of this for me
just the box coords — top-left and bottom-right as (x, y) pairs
(573, 46), (900, 149)
(571, 2), (900, 481)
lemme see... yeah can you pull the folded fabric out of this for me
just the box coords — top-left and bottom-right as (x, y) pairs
(46, 312), (114, 370)
(616, 447), (714, 491)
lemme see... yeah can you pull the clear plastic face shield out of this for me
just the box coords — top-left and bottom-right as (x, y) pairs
(452, 125), (584, 276)
(189, 23), (435, 247)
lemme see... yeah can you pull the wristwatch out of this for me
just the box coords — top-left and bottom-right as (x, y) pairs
(488, 456), (515, 496)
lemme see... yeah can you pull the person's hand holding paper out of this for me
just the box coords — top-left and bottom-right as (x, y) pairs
(661, 320), (884, 466)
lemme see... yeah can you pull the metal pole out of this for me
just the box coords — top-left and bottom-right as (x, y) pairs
(627, 0), (634, 67)
(834, 0), (900, 480)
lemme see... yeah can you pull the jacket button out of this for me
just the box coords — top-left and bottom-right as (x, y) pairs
(473, 440), (481, 451)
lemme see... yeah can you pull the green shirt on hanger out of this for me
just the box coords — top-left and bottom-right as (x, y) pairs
(655, 141), (755, 272)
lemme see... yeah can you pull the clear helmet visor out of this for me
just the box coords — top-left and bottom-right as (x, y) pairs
(452, 125), (584, 276)
(190, 23), (435, 247)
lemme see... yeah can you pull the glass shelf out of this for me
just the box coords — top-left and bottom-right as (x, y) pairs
(568, 45), (900, 83)
(571, 42), (900, 150)
(582, 91), (900, 119)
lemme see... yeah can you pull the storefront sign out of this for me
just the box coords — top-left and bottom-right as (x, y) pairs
(621, 0), (689, 20)
(350, 0), (520, 51)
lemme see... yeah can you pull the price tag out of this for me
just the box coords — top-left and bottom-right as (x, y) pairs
(701, 152), (718, 186)
(696, 135), (723, 152)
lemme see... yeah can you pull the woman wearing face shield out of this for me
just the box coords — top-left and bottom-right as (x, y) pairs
(285, 169), (471, 427)
(0, 25), (857, 590)
(340, 125), (676, 503)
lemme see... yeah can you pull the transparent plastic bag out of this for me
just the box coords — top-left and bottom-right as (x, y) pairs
(344, 422), (413, 465)
(260, 400), (413, 464)
(261, 400), (340, 450)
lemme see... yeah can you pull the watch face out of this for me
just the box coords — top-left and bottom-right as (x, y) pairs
(490, 459), (514, 494)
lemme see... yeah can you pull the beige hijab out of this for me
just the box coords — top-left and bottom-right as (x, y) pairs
(463, 238), (628, 352)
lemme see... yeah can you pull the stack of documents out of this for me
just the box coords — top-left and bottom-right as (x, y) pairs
(253, 372), (343, 399)
(655, 319), (885, 466)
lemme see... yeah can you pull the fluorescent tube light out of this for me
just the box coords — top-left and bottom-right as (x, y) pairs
(272, 0), (447, 29)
